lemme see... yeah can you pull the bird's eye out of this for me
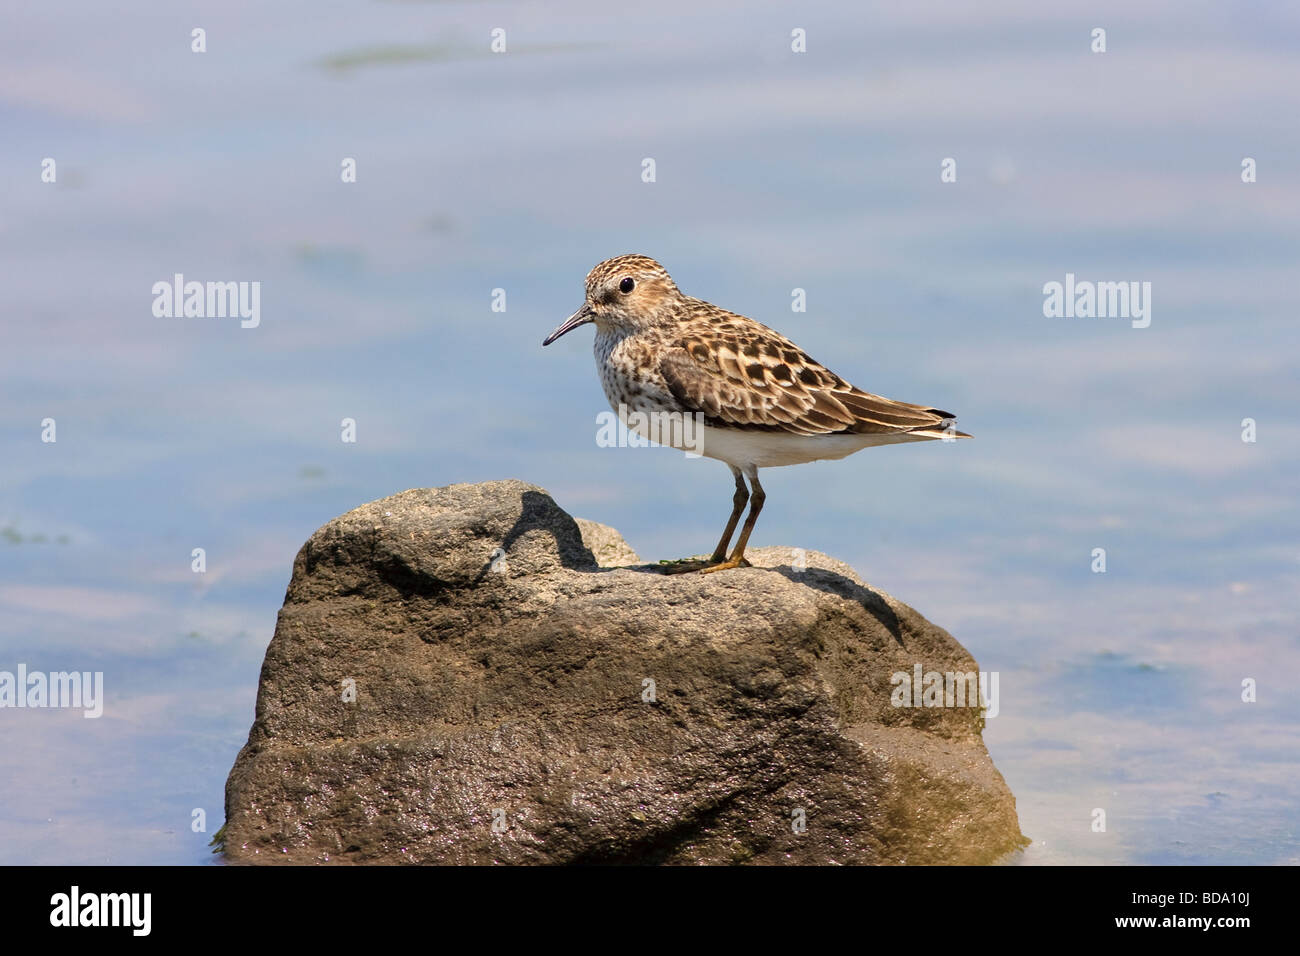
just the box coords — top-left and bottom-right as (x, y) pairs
(619, 277), (635, 294)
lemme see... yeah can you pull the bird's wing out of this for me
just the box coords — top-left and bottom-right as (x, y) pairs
(658, 318), (963, 437)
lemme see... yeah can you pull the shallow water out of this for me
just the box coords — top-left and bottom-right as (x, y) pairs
(1, 1), (1297, 864)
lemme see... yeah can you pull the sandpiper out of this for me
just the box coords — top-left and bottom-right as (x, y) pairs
(543, 254), (970, 573)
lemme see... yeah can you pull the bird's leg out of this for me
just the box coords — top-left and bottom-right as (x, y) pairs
(708, 466), (748, 563)
(661, 466), (748, 575)
(701, 470), (764, 573)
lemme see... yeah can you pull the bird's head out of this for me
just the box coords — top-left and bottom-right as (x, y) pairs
(543, 254), (680, 346)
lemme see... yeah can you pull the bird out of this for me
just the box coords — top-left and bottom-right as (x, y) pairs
(542, 254), (970, 573)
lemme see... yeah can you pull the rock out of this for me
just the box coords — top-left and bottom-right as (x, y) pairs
(221, 479), (1026, 864)
(574, 517), (641, 567)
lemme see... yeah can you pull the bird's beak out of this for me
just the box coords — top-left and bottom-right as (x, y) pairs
(543, 304), (594, 346)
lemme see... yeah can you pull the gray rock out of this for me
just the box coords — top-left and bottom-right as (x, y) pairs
(574, 517), (641, 567)
(221, 479), (1026, 864)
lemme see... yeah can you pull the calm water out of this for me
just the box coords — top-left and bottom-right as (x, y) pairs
(2, 1), (1297, 864)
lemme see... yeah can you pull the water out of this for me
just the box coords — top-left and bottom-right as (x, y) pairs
(2, 0), (1297, 865)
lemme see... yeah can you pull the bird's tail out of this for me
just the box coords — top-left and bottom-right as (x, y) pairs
(908, 413), (971, 441)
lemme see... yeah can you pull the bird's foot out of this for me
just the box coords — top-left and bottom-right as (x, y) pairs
(699, 556), (751, 574)
(658, 558), (714, 575)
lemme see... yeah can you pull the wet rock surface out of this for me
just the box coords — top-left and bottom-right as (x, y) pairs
(222, 479), (1025, 864)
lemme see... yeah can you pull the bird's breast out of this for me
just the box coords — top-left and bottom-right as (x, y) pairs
(594, 331), (675, 418)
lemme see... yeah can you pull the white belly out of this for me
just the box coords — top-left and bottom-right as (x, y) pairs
(693, 424), (935, 468)
(620, 409), (936, 469)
